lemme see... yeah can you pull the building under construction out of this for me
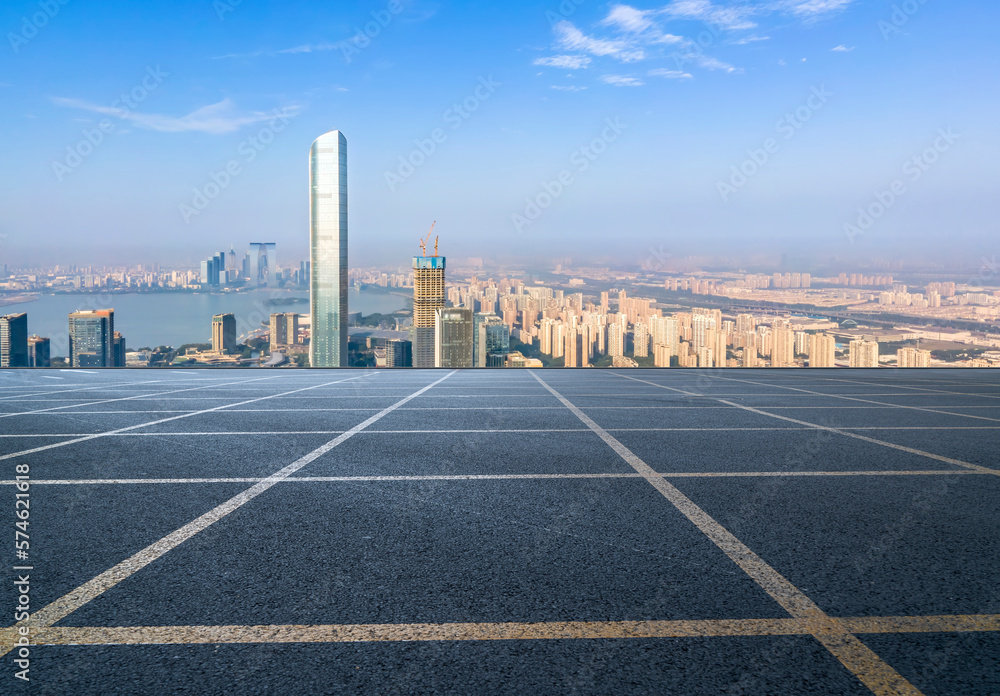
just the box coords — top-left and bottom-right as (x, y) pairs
(412, 223), (445, 368)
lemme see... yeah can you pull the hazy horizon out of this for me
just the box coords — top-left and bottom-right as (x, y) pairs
(2, 1), (998, 269)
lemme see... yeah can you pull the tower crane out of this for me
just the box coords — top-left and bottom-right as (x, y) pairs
(419, 221), (436, 257)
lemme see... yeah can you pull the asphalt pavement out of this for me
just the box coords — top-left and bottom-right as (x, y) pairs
(1, 367), (997, 695)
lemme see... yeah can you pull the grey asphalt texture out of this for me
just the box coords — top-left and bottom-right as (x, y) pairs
(1, 367), (998, 695)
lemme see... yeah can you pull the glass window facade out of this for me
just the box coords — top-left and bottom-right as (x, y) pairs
(309, 131), (349, 367)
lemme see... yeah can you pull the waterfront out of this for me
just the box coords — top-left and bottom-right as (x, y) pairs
(2, 288), (410, 357)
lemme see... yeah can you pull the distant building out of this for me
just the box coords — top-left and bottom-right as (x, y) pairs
(249, 242), (278, 288)
(506, 351), (543, 368)
(68, 309), (115, 367)
(269, 313), (300, 350)
(212, 313), (237, 354)
(475, 314), (509, 367)
(564, 327), (585, 367)
(413, 254), (446, 368)
(607, 321), (624, 357)
(435, 307), (473, 368)
(633, 322), (649, 358)
(28, 335), (50, 368)
(375, 338), (412, 368)
(653, 342), (671, 367)
(897, 347), (931, 368)
(808, 334), (836, 368)
(849, 339), (880, 368)
(0, 313), (29, 367)
(113, 332), (126, 367)
(771, 327), (795, 367)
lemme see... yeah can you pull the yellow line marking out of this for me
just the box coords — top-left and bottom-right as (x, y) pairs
(532, 371), (923, 696)
(0, 372), (456, 659)
(842, 614), (1000, 634)
(3, 614), (996, 649)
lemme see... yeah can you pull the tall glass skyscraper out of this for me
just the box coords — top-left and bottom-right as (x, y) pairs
(309, 130), (348, 367)
(68, 309), (115, 367)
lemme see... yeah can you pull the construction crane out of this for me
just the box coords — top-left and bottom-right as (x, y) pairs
(419, 221), (436, 257)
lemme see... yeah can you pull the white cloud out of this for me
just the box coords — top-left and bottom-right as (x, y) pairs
(554, 20), (644, 62)
(653, 33), (687, 45)
(831, 44), (854, 52)
(550, 85), (588, 91)
(534, 54), (592, 70)
(601, 5), (655, 33)
(600, 74), (644, 87)
(51, 97), (300, 134)
(649, 68), (693, 79)
(684, 54), (741, 73)
(731, 34), (771, 45)
(779, 0), (855, 17)
(277, 43), (338, 54)
(663, 0), (758, 31)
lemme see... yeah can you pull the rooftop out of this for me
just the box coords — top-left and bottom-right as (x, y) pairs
(1, 368), (998, 694)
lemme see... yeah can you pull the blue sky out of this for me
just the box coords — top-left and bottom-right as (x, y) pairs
(1, 0), (997, 269)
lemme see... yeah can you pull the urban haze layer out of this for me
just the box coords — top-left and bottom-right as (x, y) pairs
(1, 125), (998, 371)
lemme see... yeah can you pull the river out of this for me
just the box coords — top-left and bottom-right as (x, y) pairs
(2, 288), (410, 356)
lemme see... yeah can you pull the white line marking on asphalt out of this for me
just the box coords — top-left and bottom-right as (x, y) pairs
(0, 374), (373, 462)
(2, 371), (456, 644)
(530, 371), (922, 696)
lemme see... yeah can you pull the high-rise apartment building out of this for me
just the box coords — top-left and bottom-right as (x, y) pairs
(633, 322), (649, 358)
(435, 307), (473, 368)
(413, 253), (446, 368)
(897, 347), (931, 368)
(68, 309), (115, 367)
(28, 335), (50, 367)
(808, 334), (836, 368)
(654, 343), (671, 367)
(742, 334), (759, 367)
(608, 321), (624, 357)
(849, 339), (880, 368)
(0, 313), (29, 367)
(772, 327), (795, 367)
(551, 323), (565, 360)
(309, 130), (349, 367)
(794, 331), (809, 356)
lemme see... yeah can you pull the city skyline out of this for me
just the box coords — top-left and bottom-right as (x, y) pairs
(2, 1), (998, 268)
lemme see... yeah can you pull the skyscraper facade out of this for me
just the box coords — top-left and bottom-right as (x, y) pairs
(269, 313), (300, 349)
(309, 130), (349, 367)
(0, 313), (29, 367)
(475, 315), (510, 367)
(113, 332), (126, 368)
(249, 243), (278, 288)
(212, 313), (236, 354)
(28, 335), (50, 368)
(68, 309), (115, 367)
(435, 307), (473, 368)
(413, 255), (446, 368)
